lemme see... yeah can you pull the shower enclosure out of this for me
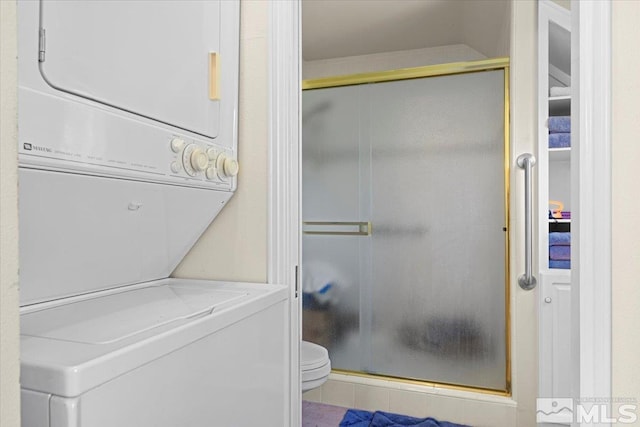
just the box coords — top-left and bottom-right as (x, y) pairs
(301, 59), (510, 393)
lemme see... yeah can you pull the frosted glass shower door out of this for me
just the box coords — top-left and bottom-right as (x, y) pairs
(302, 68), (508, 391)
(367, 70), (507, 390)
(301, 85), (372, 373)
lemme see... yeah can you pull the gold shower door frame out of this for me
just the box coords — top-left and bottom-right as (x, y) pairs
(302, 57), (511, 396)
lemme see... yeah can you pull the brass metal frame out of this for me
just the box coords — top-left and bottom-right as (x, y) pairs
(303, 57), (509, 90)
(331, 369), (510, 397)
(302, 57), (512, 396)
(503, 66), (512, 395)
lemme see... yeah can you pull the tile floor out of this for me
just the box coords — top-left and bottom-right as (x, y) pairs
(302, 400), (349, 427)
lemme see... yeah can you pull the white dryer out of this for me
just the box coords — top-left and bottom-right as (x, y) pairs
(18, 0), (239, 191)
(17, 0), (242, 303)
(17, 1), (289, 426)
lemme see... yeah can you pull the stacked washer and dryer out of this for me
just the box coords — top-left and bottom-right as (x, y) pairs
(17, 1), (290, 426)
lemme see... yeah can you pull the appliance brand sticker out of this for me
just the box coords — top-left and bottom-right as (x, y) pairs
(23, 143), (52, 153)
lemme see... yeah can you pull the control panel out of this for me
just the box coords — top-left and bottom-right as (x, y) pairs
(169, 137), (238, 183)
(17, 94), (239, 190)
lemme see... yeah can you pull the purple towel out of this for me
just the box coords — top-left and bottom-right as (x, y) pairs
(549, 132), (571, 148)
(549, 232), (570, 246)
(550, 245), (571, 260)
(549, 260), (571, 269)
(549, 116), (571, 133)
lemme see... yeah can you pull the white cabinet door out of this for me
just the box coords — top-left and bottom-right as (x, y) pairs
(40, 0), (223, 139)
(539, 271), (572, 426)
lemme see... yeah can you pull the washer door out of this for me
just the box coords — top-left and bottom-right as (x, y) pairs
(39, 0), (221, 139)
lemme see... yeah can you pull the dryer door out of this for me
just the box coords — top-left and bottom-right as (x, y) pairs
(39, 0), (222, 139)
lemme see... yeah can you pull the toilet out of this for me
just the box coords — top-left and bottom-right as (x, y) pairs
(301, 340), (331, 392)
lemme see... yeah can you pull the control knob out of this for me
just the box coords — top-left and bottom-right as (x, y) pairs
(216, 153), (239, 179)
(190, 148), (208, 172)
(182, 144), (209, 176)
(170, 138), (185, 153)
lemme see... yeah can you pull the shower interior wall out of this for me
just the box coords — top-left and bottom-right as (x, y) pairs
(302, 44), (486, 80)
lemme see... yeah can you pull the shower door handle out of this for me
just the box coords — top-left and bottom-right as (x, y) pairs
(303, 221), (371, 236)
(517, 153), (537, 290)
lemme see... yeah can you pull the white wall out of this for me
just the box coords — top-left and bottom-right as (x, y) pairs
(0, 0), (21, 426)
(461, 1), (511, 59)
(612, 0), (640, 407)
(173, 0), (269, 283)
(303, 44), (486, 80)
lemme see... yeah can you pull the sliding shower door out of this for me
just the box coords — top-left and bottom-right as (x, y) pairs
(302, 63), (509, 392)
(301, 84), (372, 373)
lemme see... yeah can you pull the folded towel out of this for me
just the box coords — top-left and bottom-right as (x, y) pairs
(340, 409), (469, 427)
(550, 245), (571, 260)
(549, 232), (571, 246)
(550, 86), (571, 97)
(549, 116), (571, 133)
(549, 132), (571, 148)
(549, 260), (571, 269)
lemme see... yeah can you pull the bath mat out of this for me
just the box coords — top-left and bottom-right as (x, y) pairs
(303, 400), (349, 427)
(339, 408), (470, 427)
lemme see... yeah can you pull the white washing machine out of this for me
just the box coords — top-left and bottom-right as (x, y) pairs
(20, 280), (288, 427)
(17, 1), (289, 426)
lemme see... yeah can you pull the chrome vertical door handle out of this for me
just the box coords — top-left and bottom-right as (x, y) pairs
(517, 153), (537, 290)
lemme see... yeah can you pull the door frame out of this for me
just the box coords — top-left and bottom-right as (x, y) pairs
(571, 0), (612, 424)
(268, 1), (302, 426)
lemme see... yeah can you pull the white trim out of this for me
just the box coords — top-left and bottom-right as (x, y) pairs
(268, 1), (301, 426)
(571, 1), (612, 425)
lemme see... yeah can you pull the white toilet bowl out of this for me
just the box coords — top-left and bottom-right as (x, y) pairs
(301, 340), (331, 392)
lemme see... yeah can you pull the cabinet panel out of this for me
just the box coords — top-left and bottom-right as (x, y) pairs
(539, 271), (572, 425)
